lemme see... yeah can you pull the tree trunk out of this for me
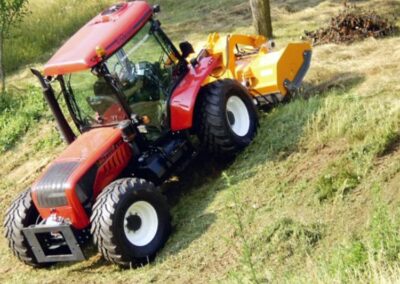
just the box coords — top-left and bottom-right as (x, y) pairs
(249, 0), (273, 39)
(0, 32), (5, 94)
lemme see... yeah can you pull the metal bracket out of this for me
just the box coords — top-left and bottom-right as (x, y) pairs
(284, 50), (313, 93)
(22, 224), (85, 263)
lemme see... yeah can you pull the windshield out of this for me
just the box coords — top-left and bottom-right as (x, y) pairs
(105, 21), (178, 135)
(66, 72), (128, 130)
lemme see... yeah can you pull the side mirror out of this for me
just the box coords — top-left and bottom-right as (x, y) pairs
(179, 41), (195, 59)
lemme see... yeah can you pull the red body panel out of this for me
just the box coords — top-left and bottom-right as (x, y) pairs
(31, 127), (132, 229)
(170, 56), (221, 131)
(43, 1), (152, 76)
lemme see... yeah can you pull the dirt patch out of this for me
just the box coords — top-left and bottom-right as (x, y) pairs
(304, 8), (398, 45)
(288, 142), (348, 184)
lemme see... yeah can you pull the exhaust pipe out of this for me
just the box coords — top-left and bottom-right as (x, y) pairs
(31, 69), (76, 145)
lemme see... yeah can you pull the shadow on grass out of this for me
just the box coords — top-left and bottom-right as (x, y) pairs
(301, 72), (365, 98)
(158, 152), (233, 258)
(70, 245), (108, 272)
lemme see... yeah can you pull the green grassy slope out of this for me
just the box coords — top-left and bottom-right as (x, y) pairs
(1, 0), (400, 283)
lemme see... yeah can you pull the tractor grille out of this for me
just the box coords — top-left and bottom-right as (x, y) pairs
(35, 162), (80, 208)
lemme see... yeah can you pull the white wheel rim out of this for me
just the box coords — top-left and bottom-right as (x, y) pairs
(123, 201), (158, 247)
(226, 96), (250, 137)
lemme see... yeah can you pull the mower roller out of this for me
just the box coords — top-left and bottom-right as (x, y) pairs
(4, 1), (311, 268)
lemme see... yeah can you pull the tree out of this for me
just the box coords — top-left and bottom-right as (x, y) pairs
(0, 0), (29, 93)
(249, 0), (273, 39)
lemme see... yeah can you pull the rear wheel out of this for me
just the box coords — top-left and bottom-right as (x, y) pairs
(91, 178), (171, 268)
(197, 79), (258, 156)
(3, 189), (48, 267)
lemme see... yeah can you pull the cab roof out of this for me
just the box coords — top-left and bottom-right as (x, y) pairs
(43, 1), (153, 76)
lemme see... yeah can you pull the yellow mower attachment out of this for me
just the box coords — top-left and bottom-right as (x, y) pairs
(202, 33), (312, 102)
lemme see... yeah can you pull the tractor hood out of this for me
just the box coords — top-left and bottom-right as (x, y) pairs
(31, 127), (132, 229)
(43, 1), (153, 76)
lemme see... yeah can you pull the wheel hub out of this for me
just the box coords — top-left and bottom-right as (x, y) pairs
(126, 214), (142, 232)
(123, 201), (159, 247)
(226, 95), (251, 137)
(227, 111), (236, 126)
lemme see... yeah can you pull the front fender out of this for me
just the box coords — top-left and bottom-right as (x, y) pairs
(170, 56), (221, 131)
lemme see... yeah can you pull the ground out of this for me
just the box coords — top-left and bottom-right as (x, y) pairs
(0, 0), (400, 283)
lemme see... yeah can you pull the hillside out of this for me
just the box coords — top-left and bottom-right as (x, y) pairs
(0, 0), (400, 283)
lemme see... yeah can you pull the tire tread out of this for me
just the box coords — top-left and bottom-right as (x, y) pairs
(196, 79), (258, 156)
(3, 190), (43, 267)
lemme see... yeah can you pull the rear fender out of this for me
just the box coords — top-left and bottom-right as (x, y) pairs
(170, 56), (221, 132)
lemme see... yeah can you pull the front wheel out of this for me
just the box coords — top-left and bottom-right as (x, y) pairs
(3, 189), (50, 267)
(91, 178), (171, 268)
(197, 79), (258, 156)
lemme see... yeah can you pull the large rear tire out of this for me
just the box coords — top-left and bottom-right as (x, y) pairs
(197, 79), (258, 156)
(3, 189), (48, 267)
(91, 178), (171, 268)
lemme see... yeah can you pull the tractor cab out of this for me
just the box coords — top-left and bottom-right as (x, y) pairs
(34, 1), (192, 144)
(64, 19), (186, 140)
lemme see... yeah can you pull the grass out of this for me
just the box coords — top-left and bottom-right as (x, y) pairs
(1, 0), (400, 283)
(0, 87), (50, 153)
(292, 189), (400, 283)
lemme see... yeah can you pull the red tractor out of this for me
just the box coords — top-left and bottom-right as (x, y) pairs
(4, 1), (311, 268)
